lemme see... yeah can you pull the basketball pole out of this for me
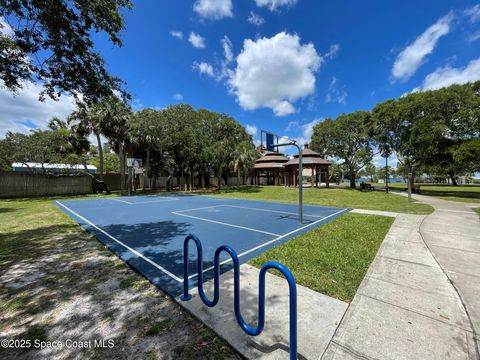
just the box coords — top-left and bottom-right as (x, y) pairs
(275, 141), (303, 224)
(127, 166), (132, 197)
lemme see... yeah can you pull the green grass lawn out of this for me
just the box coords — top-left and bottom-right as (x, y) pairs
(373, 183), (480, 203)
(0, 197), (238, 359)
(208, 185), (433, 214)
(250, 213), (393, 302)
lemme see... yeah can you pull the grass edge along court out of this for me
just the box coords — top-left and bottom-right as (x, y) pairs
(208, 185), (434, 214)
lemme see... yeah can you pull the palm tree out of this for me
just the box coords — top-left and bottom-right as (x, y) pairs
(96, 96), (132, 193)
(68, 102), (105, 180)
(232, 141), (259, 186)
(47, 117), (90, 171)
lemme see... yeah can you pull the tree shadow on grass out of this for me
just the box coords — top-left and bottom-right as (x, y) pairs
(420, 190), (480, 200)
(0, 208), (20, 214)
(0, 221), (240, 359)
(211, 186), (262, 195)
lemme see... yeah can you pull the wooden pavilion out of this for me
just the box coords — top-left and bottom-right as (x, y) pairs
(284, 144), (331, 187)
(253, 151), (289, 185)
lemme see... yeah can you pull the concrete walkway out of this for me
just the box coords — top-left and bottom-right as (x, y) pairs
(178, 264), (348, 359)
(323, 197), (479, 359)
(417, 195), (480, 357)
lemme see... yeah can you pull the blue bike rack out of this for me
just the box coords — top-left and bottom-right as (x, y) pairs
(181, 234), (297, 360)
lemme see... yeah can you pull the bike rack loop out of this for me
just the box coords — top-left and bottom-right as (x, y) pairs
(181, 234), (297, 360)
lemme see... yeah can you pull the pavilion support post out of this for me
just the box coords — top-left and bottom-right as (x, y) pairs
(326, 166), (330, 188)
(311, 167), (315, 188)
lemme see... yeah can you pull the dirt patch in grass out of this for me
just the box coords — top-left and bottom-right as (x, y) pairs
(0, 197), (240, 359)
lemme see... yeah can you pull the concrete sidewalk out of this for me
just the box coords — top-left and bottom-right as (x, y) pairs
(323, 199), (479, 359)
(417, 195), (480, 357)
(178, 264), (348, 359)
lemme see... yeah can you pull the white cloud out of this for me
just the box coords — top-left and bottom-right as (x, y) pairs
(193, 0), (233, 20)
(221, 35), (233, 63)
(468, 30), (480, 42)
(173, 93), (183, 101)
(464, 4), (480, 23)
(255, 0), (298, 11)
(170, 30), (183, 40)
(295, 118), (322, 145)
(0, 16), (14, 37)
(218, 35), (234, 80)
(188, 32), (206, 49)
(245, 124), (257, 136)
(324, 44), (340, 60)
(193, 61), (215, 77)
(0, 81), (76, 138)
(131, 98), (144, 111)
(228, 32), (321, 117)
(325, 77), (347, 104)
(412, 57), (480, 92)
(247, 11), (265, 26)
(285, 121), (300, 132)
(391, 13), (453, 82)
(272, 101), (296, 116)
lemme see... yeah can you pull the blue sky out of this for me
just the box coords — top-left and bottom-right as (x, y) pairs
(1, 0), (480, 166)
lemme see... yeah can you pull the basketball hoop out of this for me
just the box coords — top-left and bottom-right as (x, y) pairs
(260, 130), (303, 223)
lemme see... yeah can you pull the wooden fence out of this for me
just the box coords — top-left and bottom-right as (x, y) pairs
(0, 172), (91, 198)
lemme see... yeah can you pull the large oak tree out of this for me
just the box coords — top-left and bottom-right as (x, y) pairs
(0, 0), (132, 102)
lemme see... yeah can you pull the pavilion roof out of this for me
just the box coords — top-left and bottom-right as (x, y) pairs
(284, 144), (331, 166)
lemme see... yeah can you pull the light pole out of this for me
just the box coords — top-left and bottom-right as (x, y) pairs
(380, 142), (391, 195)
(385, 155), (389, 194)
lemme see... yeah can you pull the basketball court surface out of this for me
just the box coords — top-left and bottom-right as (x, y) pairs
(55, 194), (350, 296)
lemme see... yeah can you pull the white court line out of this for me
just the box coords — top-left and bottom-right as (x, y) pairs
(55, 201), (183, 283)
(131, 198), (180, 205)
(172, 211), (281, 237)
(188, 208), (350, 279)
(109, 197), (180, 205)
(109, 198), (132, 204)
(176, 204), (325, 218)
(223, 204), (325, 218)
(174, 205), (226, 213)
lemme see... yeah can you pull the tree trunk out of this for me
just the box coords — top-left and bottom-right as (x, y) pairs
(95, 132), (104, 181)
(222, 172), (228, 187)
(408, 172), (415, 199)
(204, 172), (210, 187)
(450, 175), (458, 186)
(119, 142), (125, 193)
(152, 175), (157, 190)
(145, 148), (150, 189)
(217, 171), (222, 189)
(349, 167), (356, 189)
(237, 169), (241, 186)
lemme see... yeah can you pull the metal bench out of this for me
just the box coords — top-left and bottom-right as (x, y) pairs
(360, 183), (375, 191)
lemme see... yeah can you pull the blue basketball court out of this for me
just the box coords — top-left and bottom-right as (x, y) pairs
(55, 194), (350, 297)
